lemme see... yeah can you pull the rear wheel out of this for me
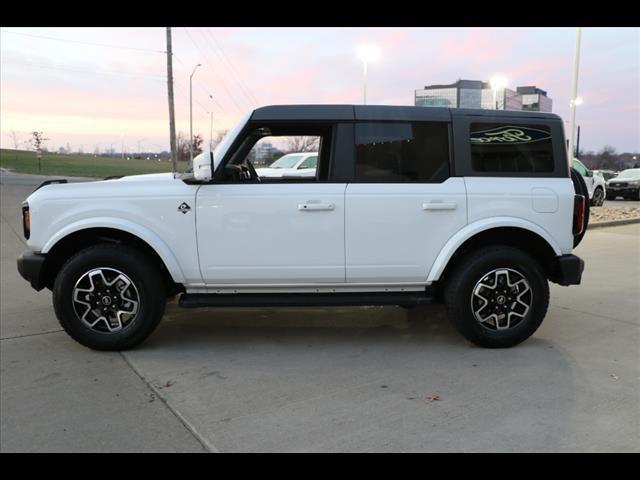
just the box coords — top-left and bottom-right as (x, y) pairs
(53, 244), (166, 350)
(444, 246), (549, 348)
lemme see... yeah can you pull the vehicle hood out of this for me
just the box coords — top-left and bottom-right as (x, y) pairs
(113, 172), (177, 182)
(25, 172), (183, 205)
(255, 167), (298, 177)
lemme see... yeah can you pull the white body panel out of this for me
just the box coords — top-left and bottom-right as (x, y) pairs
(26, 174), (201, 284)
(195, 183), (347, 284)
(345, 178), (467, 283)
(464, 177), (575, 255)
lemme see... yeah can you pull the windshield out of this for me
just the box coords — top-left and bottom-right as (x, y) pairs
(615, 169), (640, 180)
(268, 154), (304, 169)
(208, 111), (252, 171)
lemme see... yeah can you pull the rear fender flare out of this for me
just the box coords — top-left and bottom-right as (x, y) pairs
(426, 217), (562, 282)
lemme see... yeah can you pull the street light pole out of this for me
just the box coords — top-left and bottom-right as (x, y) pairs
(490, 76), (508, 110)
(189, 64), (202, 163)
(357, 46), (380, 106)
(207, 94), (215, 150)
(568, 27), (582, 164)
(363, 60), (368, 105)
(209, 112), (214, 150)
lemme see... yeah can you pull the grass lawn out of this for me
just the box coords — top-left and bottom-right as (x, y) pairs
(0, 149), (190, 178)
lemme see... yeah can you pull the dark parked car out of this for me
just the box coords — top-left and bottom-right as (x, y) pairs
(606, 168), (640, 200)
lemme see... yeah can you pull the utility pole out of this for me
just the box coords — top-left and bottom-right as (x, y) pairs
(568, 27), (582, 165)
(575, 125), (581, 159)
(166, 27), (178, 173)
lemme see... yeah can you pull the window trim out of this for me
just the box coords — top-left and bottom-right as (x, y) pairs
(212, 121), (337, 184)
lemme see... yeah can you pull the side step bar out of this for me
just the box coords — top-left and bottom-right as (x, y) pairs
(179, 292), (438, 308)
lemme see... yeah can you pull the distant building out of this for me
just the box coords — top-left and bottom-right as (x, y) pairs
(517, 86), (553, 112)
(414, 79), (552, 112)
(254, 141), (279, 165)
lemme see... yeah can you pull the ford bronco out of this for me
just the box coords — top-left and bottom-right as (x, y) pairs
(17, 105), (588, 350)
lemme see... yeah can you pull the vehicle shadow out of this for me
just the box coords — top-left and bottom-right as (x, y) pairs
(124, 302), (595, 452)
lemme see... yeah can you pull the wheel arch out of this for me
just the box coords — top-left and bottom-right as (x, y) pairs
(40, 221), (185, 292)
(427, 219), (561, 284)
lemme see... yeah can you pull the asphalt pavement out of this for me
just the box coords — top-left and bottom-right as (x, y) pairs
(1, 172), (639, 452)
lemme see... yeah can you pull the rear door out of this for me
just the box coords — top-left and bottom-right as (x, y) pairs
(345, 110), (467, 283)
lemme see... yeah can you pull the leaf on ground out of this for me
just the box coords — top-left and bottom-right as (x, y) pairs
(425, 394), (440, 402)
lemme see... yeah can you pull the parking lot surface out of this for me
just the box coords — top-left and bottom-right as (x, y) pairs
(1, 173), (639, 452)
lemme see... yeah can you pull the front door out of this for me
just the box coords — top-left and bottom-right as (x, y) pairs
(195, 122), (346, 286)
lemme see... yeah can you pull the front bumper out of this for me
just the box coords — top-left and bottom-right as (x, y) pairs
(17, 251), (47, 291)
(549, 254), (585, 286)
(607, 186), (639, 197)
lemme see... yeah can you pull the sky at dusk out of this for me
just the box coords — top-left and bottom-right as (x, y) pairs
(1, 27), (638, 153)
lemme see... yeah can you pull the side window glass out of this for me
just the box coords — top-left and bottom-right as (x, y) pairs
(572, 159), (587, 176)
(470, 123), (554, 173)
(355, 122), (450, 182)
(298, 155), (318, 169)
(243, 135), (322, 181)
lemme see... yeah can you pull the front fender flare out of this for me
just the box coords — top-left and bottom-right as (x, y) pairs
(426, 217), (562, 282)
(41, 217), (186, 284)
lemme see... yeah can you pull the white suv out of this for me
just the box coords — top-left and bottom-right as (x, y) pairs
(572, 158), (606, 206)
(17, 105), (587, 350)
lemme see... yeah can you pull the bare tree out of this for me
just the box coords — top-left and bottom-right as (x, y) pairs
(176, 132), (205, 162)
(285, 136), (319, 153)
(211, 130), (228, 150)
(8, 131), (21, 150)
(29, 131), (48, 173)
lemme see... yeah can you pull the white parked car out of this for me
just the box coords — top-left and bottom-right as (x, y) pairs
(255, 152), (318, 178)
(17, 105), (587, 350)
(572, 158), (606, 206)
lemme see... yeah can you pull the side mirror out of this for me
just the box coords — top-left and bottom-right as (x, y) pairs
(586, 170), (593, 177)
(193, 151), (213, 182)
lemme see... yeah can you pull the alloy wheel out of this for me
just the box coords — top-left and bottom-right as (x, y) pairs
(470, 268), (532, 331)
(72, 267), (140, 333)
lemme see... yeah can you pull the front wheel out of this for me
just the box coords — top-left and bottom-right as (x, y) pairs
(444, 246), (549, 348)
(53, 244), (166, 350)
(591, 187), (605, 207)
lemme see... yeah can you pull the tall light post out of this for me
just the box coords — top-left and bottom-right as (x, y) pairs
(208, 94), (214, 151)
(189, 63), (202, 162)
(207, 111), (214, 150)
(568, 27), (582, 165)
(357, 45), (380, 105)
(489, 76), (508, 110)
(572, 97), (583, 158)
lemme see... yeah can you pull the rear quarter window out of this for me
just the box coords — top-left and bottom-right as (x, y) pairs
(470, 123), (554, 173)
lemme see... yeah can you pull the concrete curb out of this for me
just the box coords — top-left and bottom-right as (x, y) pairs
(588, 218), (640, 229)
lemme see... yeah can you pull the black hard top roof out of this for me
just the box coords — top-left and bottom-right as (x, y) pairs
(251, 104), (562, 122)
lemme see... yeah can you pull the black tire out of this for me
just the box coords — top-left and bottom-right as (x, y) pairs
(570, 167), (590, 247)
(591, 187), (604, 207)
(53, 243), (166, 351)
(606, 193), (615, 201)
(444, 246), (549, 348)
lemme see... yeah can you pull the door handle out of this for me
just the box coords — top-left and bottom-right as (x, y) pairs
(298, 202), (335, 211)
(422, 202), (457, 211)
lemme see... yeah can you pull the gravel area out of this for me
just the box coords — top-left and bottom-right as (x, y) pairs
(590, 206), (640, 223)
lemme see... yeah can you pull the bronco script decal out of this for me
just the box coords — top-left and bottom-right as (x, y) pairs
(470, 125), (551, 145)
